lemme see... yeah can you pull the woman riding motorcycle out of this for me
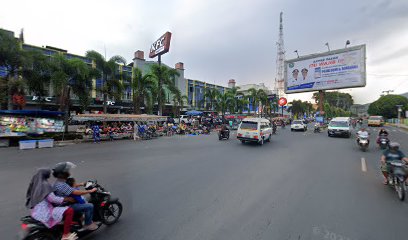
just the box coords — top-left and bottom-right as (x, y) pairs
(376, 128), (389, 145)
(26, 168), (78, 240)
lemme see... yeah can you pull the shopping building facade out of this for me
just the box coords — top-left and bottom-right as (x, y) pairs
(1, 29), (274, 115)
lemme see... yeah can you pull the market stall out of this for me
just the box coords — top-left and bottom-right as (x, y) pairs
(71, 114), (167, 141)
(0, 110), (64, 147)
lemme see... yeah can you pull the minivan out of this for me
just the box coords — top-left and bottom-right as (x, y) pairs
(328, 117), (352, 138)
(237, 118), (272, 145)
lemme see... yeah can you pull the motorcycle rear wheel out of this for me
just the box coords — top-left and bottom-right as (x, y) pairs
(25, 232), (57, 240)
(100, 201), (123, 225)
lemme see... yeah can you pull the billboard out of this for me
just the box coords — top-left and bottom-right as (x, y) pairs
(149, 32), (172, 58)
(284, 45), (366, 94)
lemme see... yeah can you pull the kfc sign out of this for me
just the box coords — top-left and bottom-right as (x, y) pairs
(32, 96), (53, 102)
(149, 32), (172, 58)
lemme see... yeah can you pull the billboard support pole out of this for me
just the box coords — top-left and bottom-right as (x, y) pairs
(157, 54), (162, 116)
(281, 106), (284, 117)
(318, 90), (325, 113)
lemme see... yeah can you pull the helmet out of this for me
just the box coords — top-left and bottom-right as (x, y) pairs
(52, 162), (76, 179)
(389, 142), (400, 150)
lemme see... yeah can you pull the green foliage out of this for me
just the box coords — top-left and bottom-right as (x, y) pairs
(288, 100), (313, 119)
(312, 91), (354, 110)
(368, 95), (408, 119)
(204, 88), (219, 111)
(132, 68), (155, 114)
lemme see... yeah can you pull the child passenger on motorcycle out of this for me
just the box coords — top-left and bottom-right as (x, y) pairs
(66, 177), (86, 204)
(380, 142), (408, 185)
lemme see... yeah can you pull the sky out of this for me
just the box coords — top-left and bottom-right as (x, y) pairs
(1, 0), (408, 104)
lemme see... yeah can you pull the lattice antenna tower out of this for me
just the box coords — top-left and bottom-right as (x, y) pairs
(274, 11), (286, 98)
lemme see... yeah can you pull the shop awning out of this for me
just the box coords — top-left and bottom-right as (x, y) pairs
(71, 114), (167, 122)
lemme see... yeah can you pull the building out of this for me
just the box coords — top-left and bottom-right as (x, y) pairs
(0, 29), (230, 115)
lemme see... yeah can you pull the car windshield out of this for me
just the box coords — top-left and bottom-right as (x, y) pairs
(240, 121), (258, 130)
(329, 121), (348, 127)
(293, 120), (303, 124)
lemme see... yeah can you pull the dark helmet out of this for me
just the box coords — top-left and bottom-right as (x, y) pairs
(52, 162), (76, 179)
(389, 142), (400, 151)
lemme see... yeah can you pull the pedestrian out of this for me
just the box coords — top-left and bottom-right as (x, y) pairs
(92, 124), (100, 143)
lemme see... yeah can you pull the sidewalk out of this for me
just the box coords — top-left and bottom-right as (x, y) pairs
(387, 123), (408, 132)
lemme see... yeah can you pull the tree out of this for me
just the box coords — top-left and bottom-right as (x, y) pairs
(312, 91), (354, 110)
(215, 91), (232, 119)
(236, 98), (249, 114)
(171, 88), (188, 118)
(85, 50), (126, 113)
(149, 64), (180, 115)
(247, 88), (259, 114)
(204, 88), (219, 111)
(368, 95), (408, 119)
(0, 30), (27, 110)
(131, 68), (155, 114)
(22, 50), (53, 109)
(50, 55), (94, 131)
(226, 87), (241, 113)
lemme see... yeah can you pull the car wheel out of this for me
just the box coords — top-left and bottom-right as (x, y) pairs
(328, 132), (331, 137)
(241, 140), (245, 144)
(267, 134), (271, 142)
(291, 129), (294, 132)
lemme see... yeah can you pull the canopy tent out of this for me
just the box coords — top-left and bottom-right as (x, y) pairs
(72, 114), (167, 122)
(185, 110), (203, 116)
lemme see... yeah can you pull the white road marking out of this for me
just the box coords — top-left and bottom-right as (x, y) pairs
(361, 157), (367, 172)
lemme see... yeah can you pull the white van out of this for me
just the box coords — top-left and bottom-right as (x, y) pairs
(328, 117), (352, 138)
(237, 118), (272, 145)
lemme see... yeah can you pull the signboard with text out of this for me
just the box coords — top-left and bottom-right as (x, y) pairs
(149, 32), (172, 58)
(284, 45), (366, 94)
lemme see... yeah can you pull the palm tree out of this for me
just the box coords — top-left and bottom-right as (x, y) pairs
(50, 55), (94, 131)
(149, 64), (180, 115)
(236, 98), (249, 114)
(215, 92), (232, 120)
(257, 89), (268, 118)
(131, 68), (155, 114)
(22, 50), (53, 109)
(226, 86), (241, 114)
(85, 50), (127, 113)
(172, 89), (188, 119)
(204, 88), (219, 111)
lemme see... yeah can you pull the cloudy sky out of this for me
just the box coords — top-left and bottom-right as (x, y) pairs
(1, 0), (408, 104)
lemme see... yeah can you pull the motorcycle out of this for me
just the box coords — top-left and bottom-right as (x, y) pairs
(378, 134), (389, 150)
(387, 161), (407, 201)
(272, 125), (277, 134)
(313, 124), (321, 133)
(19, 180), (123, 240)
(218, 129), (230, 140)
(358, 136), (369, 152)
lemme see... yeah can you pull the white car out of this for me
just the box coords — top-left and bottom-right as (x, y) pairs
(174, 115), (189, 124)
(291, 120), (307, 132)
(237, 118), (272, 145)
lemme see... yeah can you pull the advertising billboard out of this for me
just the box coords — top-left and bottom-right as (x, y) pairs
(149, 32), (172, 58)
(284, 45), (366, 94)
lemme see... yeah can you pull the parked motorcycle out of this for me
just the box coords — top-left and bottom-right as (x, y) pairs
(358, 136), (369, 152)
(218, 129), (230, 140)
(387, 161), (407, 201)
(19, 180), (123, 240)
(378, 134), (390, 150)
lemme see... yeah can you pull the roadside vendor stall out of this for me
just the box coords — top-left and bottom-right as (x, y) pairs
(0, 110), (64, 147)
(71, 114), (167, 141)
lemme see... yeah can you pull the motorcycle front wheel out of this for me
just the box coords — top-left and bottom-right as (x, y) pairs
(396, 179), (406, 201)
(100, 201), (123, 225)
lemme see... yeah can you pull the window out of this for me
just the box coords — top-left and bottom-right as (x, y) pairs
(329, 121), (348, 127)
(240, 121), (258, 130)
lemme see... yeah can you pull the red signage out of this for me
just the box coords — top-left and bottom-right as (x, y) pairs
(278, 97), (287, 106)
(149, 32), (172, 58)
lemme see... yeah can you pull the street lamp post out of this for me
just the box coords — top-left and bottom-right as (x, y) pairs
(325, 42), (330, 51)
(396, 105), (403, 128)
(345, 40), (350, 48)
(294, 50), (299, 58)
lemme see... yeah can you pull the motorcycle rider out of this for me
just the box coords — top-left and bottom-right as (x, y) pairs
(356, 127), (369, 145)
(380, 142), (408, 185)
(272, 121), (277, 134)
(52, 162), (99, 231)
(220, 124), (229, 138)
(376, 128), (389, 145)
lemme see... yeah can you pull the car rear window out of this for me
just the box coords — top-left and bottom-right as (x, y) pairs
(369, 116), (381, 121)
(240, 121), (258, 130)
(293, 120), (302, 124)
(329, 121), (348, 127)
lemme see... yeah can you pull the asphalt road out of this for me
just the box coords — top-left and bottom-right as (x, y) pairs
(1, 124), (408, 240)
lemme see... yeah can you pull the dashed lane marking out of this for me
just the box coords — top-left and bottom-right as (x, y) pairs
(361, 157), (367, 172)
